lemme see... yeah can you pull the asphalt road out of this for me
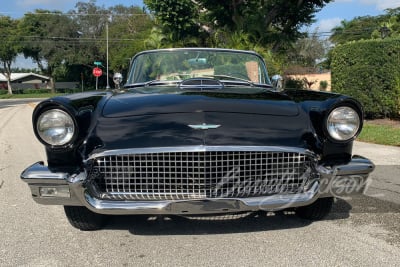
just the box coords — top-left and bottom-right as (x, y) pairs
(0, 100), (399, 266)
(0, 98), (45, 110)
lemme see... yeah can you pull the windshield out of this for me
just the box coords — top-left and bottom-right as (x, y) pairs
(126, 49), (271, 86)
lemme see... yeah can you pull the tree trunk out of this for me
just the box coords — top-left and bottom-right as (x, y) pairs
(45, 65), (55, 94)
(49, 77), (55, 94)
(231, 0), (244, 30)
(7, 79), (12, 95)
(2, 61), (13, 95)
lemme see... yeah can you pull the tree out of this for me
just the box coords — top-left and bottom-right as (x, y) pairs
(144, 0), (200, 42)
(69, 0), (109, 64)
(371, 16), (400, 39)
(330, 16), (385, 44)
(18, 10), (79, 92)
(104, 5), (153, 72)
(330, 9), (400, 44)
(144, 0), (334, 50)
(144, 28), (167, 49)
(67, 2), (155, 87)
(0, 16), (20, 94)
(287, 30), (328, 67)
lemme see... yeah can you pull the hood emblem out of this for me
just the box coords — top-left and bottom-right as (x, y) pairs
(188, 123), (221, 130)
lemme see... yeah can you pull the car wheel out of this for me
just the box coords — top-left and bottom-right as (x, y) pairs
(295, 197), (334, 220)
(64, 206), (107, 231)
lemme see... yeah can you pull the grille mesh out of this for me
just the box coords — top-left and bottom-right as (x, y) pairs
(89, 151), (314, 200)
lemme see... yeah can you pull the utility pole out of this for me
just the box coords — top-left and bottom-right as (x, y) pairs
(81, 72), (84, 92)
(106, 15), (111, 89)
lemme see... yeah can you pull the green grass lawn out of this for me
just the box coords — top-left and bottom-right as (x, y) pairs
(0, 93), (64, 99)
(358, 123), (400, 146)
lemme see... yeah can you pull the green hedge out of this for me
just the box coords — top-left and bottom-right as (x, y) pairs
(55, 88), (82, 94)
(1, 88), (84, 95)
(331, 39), (400, 118)
(284, 77), (306, 90)
(22, 89), (52, 94)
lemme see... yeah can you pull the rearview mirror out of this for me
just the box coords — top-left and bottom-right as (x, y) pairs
(113, 73), (123, 89)
(271, 74), (283, 91)
(187, 58), (207, 67)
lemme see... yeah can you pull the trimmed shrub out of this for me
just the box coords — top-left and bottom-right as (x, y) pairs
(319, 80), (328, 91)
(56, 88), (82, 94)
(284, 77), (306, 90)
(331, 39), (400, 118)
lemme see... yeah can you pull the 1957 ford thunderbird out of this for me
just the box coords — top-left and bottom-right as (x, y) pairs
(21, 48), (374, 230)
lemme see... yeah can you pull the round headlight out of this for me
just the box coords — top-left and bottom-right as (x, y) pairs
(36, 109), (75, 146)
(326, 106), (360, 141)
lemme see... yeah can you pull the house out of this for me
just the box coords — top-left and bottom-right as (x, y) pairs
(286, 72), (332, 91)
(0, 73), (50, 90)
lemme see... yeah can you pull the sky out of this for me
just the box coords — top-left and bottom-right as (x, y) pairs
(2, 0), (400, 32)
(1, 0), (400, 68)
(313, 0), (400, 34)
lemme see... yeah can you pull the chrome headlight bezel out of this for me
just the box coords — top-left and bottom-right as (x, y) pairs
(35, 108), (77, 147)
(325, 105), (362, 142)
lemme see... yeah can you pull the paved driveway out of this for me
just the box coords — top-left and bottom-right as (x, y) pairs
(0, 100), (399, 266)
(353, 142), (400, 205)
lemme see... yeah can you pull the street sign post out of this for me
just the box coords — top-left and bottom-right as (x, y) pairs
(92, 67), (102, 77)
(93, 67), (103, 90)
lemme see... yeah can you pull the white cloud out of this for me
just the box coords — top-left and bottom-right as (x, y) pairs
(317, 18), (343, 33)
(359, 0), (400, 10)
(333, 0), (400, 10)
(16, 0), (75, 10)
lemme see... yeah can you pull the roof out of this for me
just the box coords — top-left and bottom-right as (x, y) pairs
(0, 72), (50, 82)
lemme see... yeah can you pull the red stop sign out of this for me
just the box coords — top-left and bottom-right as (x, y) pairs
(93, 67), (102, 77)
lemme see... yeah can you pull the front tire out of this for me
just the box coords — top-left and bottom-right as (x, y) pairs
(64, 206), (107, 231)
(296, 197), (334, 220)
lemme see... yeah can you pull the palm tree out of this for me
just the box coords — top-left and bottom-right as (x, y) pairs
(144, 28), (167, 49)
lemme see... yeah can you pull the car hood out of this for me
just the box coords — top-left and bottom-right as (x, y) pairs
(84, 89), (319, 154)
(102, 89), (300, 117)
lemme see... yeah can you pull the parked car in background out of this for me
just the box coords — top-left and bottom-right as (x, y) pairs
(21, 48), (374, 230)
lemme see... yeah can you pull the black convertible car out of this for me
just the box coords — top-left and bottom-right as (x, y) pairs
(21, 48), (374, 230)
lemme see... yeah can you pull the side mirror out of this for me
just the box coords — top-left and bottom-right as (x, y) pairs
(271, 74), (283, 91)
(113, 73), (123, 89)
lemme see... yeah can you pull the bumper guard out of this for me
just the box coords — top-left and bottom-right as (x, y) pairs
(21, 156), (374, 215)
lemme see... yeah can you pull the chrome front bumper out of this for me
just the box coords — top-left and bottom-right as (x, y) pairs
(21, 156), (374, 215)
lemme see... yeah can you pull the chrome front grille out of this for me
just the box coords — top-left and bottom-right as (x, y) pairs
(88, 149), (315, 200)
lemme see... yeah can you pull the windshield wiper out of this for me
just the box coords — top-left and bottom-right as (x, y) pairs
(124, 80), (180, 88)
(144, 80), (180, 87)
(202, 75), (274, 89)
(202, 74), (255, 86)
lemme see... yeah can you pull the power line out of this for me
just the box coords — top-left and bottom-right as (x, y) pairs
(305, 26), (381, 37)
(0, 11), (149, 17)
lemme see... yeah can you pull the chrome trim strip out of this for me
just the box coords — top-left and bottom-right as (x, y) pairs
(21, 162), (86, 184)
(21, 162), (69, 182)
(21, 155), (375, 212)
(83, 181), (320, 215)
(134, 47), (262, 56)
(86, 146), (314, 161)
(240, 182), (319, 206)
